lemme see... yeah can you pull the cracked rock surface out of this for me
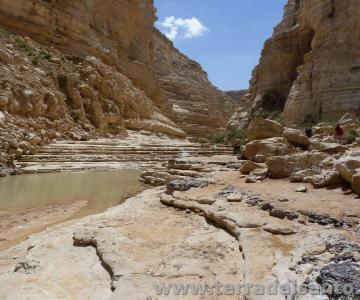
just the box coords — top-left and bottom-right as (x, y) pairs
(0, 156), (360, 299)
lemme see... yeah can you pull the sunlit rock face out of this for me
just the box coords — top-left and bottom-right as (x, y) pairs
(0, 0), (172, 110)
(0, 0), (238, 140)
(153, 29), (237, 137)
(229, 0), (360, 128)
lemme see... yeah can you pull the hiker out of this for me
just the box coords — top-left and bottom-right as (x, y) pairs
(305, 127), (313, 139)
(233, 142), (241, 155)
(335, 124), (344, 144)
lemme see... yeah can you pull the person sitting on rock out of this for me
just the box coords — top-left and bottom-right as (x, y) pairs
(335, 124), (344, 144)
(305, 127), (313, 139)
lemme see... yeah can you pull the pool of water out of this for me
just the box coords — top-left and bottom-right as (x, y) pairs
(0, 169), (148, 214)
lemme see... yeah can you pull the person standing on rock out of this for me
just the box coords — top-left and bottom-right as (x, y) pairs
(335, 124), (344, 144)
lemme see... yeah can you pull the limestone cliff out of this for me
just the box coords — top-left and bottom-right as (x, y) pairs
(0, 0), (194, 169)
(0, 0), (239, 163)
(230, 0), (360, 128)
(153, 29), (237, 136)
(0, 0), (168, 109)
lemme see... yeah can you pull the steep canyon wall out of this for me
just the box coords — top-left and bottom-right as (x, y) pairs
(153, 30), (237, 136)
(0, 0), (236, 154)
(230, 0), (360, 128)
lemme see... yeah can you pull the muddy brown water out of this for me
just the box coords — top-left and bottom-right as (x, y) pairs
(0, 169), (149, 250)
(0, 169), (148, 214)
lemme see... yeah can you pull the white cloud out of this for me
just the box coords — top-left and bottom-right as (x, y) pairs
(160, 16), (209, 41)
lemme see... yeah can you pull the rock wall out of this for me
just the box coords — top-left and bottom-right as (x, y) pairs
(0, 0), (239, 150)
(225, 90), (248, 103)
(230, 0), (360, 128)
(153, 29), (237, 137)
(0, 0), (168, 109)
(0, 32), (185, 164)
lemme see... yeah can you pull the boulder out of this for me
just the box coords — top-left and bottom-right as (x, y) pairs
(290, 169), (320, 183)
(140, 170), (174, 186)
(239, 161), (264, 175)
(296, 186), (307, 193)
(247, 118), (284, 141)
(335, 159), (360, 183)
(319, 143), (348, 155)
(166, 178), (209, 194)
(324, 171), (347, 188)
(267, 152), (328, 179)
(244, 137), (289, 161)
(246, 168), (268, 183)
(319, 261), (360, 299)
(226, 193), (243, 202)
(283, 128), (310, 148)
(338, 112), (356, 126)
(311, 175), (326, 189)
(254, 154), (266, 163)
(313, 125), (334, 136)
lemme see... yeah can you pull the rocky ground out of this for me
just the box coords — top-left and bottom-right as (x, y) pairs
(0, 132), (233, 256)
(0, 154), (359, 299)
(1, 114), (360, 299)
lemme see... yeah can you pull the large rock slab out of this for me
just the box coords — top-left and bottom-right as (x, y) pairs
(283, 128), (310, 148)
(239, 161), (265, 175)
(267, 152), (328, 179)
(247, 118), (284, 141)
(335, 159), (360, 183)
(244, 137), (290, 161)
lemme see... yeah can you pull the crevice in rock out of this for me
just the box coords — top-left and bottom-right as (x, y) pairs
(73, 239), (115, 292)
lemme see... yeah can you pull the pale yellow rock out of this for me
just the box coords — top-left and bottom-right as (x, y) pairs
(153, 30), (236, 137)
(247, 118), (284, 141)
(229, 0), (360, 128)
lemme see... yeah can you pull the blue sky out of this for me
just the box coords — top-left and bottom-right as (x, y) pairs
(155, 0), (287, 91)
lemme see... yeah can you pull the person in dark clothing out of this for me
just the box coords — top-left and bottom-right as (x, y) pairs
(233, 142), (241, 155)
(305, 127), (313, 139)
(335, 124), (344, 144)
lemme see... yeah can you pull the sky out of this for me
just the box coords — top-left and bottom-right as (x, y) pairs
(154, 0), (287, 91)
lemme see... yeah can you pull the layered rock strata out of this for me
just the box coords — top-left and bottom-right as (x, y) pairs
(230, 0), (360, 128)
(153, 29), (237, 136)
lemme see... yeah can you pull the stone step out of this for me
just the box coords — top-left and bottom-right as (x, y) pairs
(25, 148), (232, 154)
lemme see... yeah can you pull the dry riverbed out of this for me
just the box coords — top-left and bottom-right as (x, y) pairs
(0, 153), (359, 299)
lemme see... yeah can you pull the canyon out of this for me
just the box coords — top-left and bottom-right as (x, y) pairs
(0, 0), (360, 300)
(0, 0), (236, 162)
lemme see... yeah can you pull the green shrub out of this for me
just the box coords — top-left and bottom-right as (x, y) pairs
(357, 117), (360, 127)
(268, 110), (283, 123)
(209, 128), (247, 145)
(344, 129), (359, 144)
(40, 51), (51, 60)
(209, 131), (226, 144)
(15, 37), (33, 52)
(31, 57), (39, 66)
